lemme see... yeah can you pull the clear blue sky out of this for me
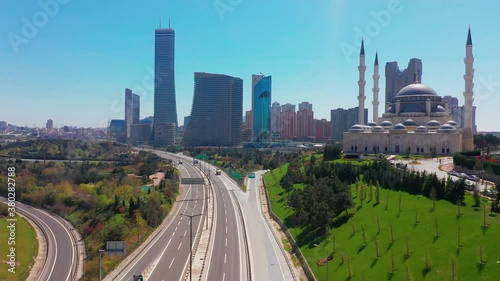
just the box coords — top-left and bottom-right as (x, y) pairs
(1, 0), (500, 131)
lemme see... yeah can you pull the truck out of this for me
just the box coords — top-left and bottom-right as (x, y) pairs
(215, 169), (222, 175)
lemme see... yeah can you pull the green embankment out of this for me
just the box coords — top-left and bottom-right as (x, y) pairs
(0, 215), (38, 281)
(264, 166), (500, 281)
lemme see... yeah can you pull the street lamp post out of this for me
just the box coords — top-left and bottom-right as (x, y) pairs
(181, 213), (202, 281)
(98, 249), (106, 281)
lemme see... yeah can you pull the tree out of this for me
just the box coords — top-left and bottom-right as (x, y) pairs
(362, 224), (367, 245)
(376, 216), (381, 234)
(375, 181), (381, 204)
(473, 186), (481, 209)
(430, 186), (437, 211)
(479, 242), (486, 264)
(457, 220), (462, 249)
(425, 249), (432, 271)
(405, 264), (413, 281)
(390, 222), (394, 244)
(451, 256), (457, 281)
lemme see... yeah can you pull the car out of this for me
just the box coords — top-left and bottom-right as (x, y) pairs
(470, 175), (479, 181)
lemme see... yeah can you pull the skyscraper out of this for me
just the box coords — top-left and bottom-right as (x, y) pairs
(330, 107), (368, 140)
(385, 58), (422, 109)
(182, 72), (243, 146)
(153, 23), (177, 145)
(125, 88), (140, 139)
(251, 74), (272, 142)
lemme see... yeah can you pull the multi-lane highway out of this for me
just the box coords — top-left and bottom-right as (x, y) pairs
(0, 197), (80, 281)
(110, 158), (206, 281)
(205, 163), (246, 281)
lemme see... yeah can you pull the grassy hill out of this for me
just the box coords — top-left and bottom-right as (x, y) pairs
(264, 165), (500, 281)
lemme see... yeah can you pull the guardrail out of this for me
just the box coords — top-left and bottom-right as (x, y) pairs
(261, 178), (317, 281)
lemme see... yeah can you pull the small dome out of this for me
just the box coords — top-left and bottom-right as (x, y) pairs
(415, 125), (429, 133)
(445, 120), (458, 127)
(426, 120), (441, 128)
(372, 126), (385, 133)
(437, 124), (457, 133)
(367, 121), (377, 127)
(380, 121), (393, 128)
(435, 105), (446, 112)
(402, 119), (417, 126)
(349, 124), (364, 132)
(396, 82), (438, 97)
(393, 123), (407, 130)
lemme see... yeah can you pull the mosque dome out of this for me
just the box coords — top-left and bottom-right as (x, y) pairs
(396, 82), (438, 97)
(402, 119), (417, 126)
(367, 121), (377, 127)
(372, 126), (385, 133)
(349, 124), (364, 133)
(393, 123), (407, 130)
(437, 124), (458, 133)
(426, 120), (441, 128)
(380, 121), (393, 128)
(445, 120), (459, 127)
(415, 125), (429, 133)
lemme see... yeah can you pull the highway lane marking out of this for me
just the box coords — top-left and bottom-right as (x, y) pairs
(175, 226), (178, 231)
(224, 253), (227, 264)
(177, 221), (180, 226)
(117, 172), (196, 281)
(223, 272), (226, 281)
(225, 238), (227, 247)
(178, 242), (182, 250)
(184, 229), (188, 237)
(169, 258), (175, 269)
(226, 226), (228, 234)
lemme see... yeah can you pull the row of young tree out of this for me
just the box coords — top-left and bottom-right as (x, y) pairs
(279, 157), (482, 231)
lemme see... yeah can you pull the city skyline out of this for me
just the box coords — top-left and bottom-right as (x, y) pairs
(2, 1), (500, 131)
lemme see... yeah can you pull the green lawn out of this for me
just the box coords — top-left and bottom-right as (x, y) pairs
(264, 167), (500, 281)
(0, 215), (38, 281)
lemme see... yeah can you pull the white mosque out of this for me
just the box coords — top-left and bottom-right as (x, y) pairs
(343, 28), (475, 156)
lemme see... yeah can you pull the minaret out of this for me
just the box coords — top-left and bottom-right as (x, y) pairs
(372, 51), (380, 123)
(358, 39), (366, 125)
(462, 27), (474, 151)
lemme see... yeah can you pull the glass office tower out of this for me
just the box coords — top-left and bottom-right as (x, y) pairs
(153, 25), (177, 145)
(251, 75), (272, 142)
(183, 72), (243, 146)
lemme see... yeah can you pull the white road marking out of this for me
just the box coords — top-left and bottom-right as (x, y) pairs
(175, 226), (178, 231)
(223, 272), (226, 281)
(184, 229), (188, 237)
(169, 258), (175, 268)
(224, 253), (227, 264)
(226, 226), (228, 234)
(177, 242), (182, 250)
(225, 238), (227, 247)
(225, 217), (227, 223)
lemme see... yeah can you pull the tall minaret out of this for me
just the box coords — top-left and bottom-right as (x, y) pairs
(372, 51), (380, 123)
(462, 27), (475, 151)
(358, 39), (366, 125)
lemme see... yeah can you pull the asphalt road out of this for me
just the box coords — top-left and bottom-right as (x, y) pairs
(112, 156), (206, 281)
(205, 169), (244, 281)
(232, 170), (295, 281)
(0, 197), (78, 281)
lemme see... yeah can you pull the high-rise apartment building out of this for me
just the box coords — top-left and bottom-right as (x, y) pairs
(314, 119), (331, 141)
(280, 103), (296, 139)
(330, 107), (368, 140)
(153, 24), (177, 145)
(443, 95), (459, 111)
(125, 88), (140, 138)
(251, 75), (272, 142)
(297, 102), (314, 138)
(183, 72), (243, 146)
(385, 58), (422, 109)
(46, 119), (53, 129)
(271, 102), (281, 134)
